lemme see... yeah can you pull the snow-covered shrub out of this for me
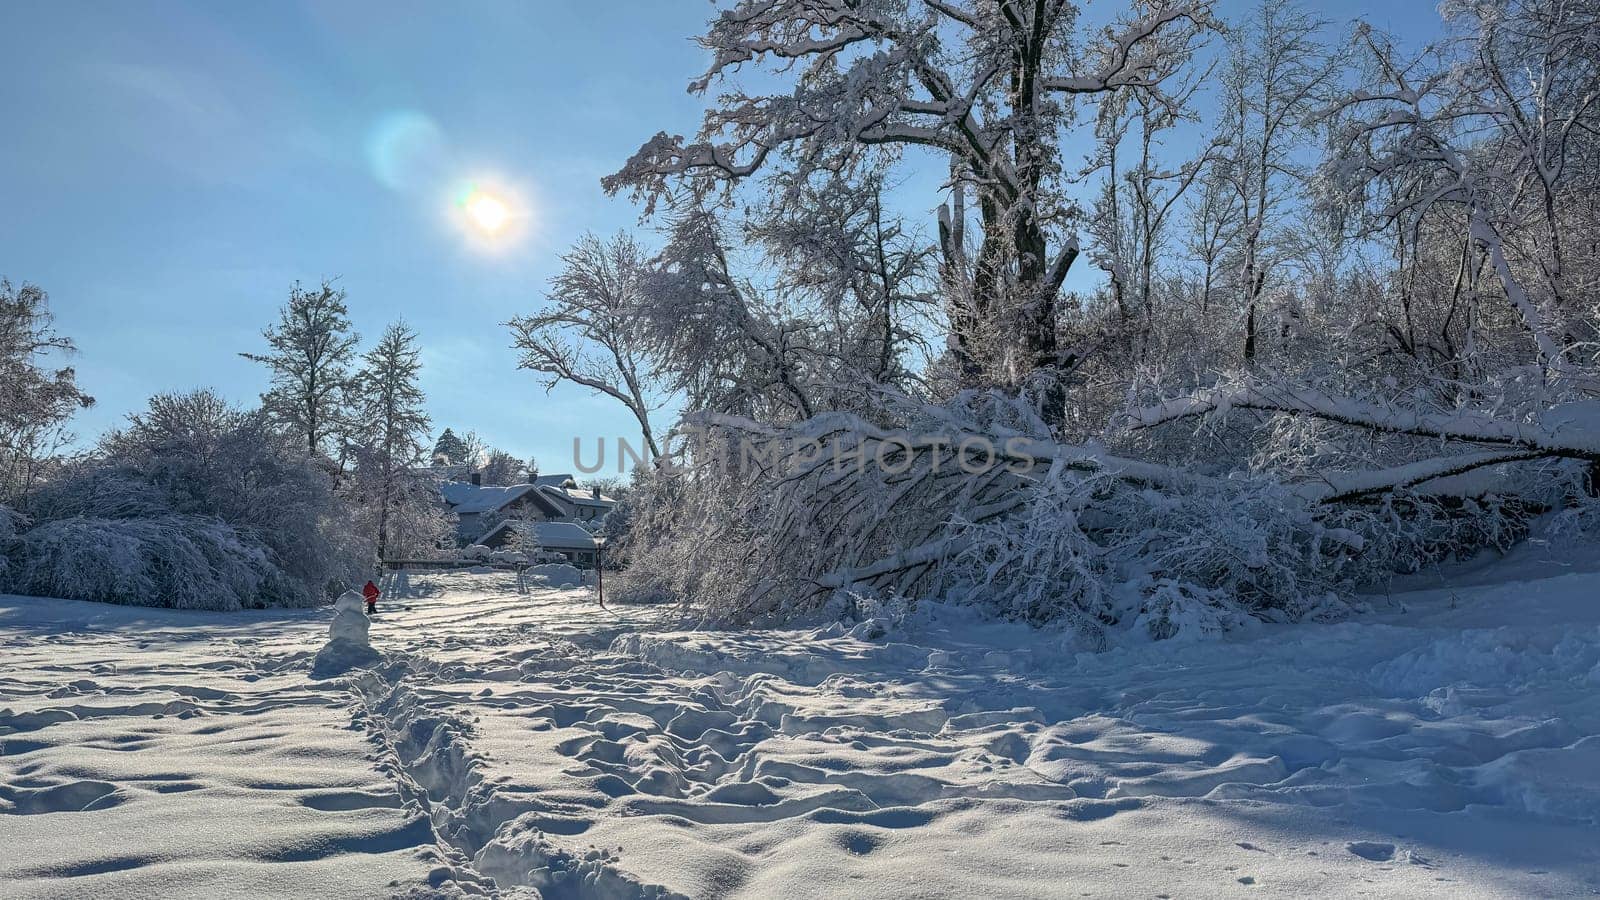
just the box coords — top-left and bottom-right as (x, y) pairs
(5, 391), (368, 609)
(7, 515), (304, 610)
(611, 453), (770, 622)
(523, 563), (583, 588)
(1546, 486), (1600, 547)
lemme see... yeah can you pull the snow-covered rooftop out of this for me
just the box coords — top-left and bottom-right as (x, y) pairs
(482, 519), (598, 550)
(439, 481), (538, 514)
(440, 474), (613, 516)
(540, 484), (617, 508)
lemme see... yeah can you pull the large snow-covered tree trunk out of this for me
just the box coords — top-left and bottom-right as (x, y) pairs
(603, 0), (1215, 426)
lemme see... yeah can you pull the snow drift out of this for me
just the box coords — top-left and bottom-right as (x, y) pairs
(523, 563), (584, 588)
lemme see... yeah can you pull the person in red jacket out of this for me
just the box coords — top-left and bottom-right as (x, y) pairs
(362, 580), (380, 615)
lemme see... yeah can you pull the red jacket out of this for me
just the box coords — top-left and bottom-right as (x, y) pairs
(362, 581), (380, 602)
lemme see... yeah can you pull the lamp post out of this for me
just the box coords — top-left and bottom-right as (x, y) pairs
(594, 537), (606, 609)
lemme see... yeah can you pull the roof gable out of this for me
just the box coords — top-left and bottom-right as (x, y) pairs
(481, 519), (598, 550)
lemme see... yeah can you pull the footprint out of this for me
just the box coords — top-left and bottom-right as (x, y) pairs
(10, 780), (125, 814)
(842, 832), (880, 856)
(1347, 841), (1396, 862)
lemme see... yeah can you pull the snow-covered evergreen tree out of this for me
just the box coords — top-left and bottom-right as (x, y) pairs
(433, 428), (468, 465)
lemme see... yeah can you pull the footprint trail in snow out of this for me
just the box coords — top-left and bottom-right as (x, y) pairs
(3, 564), (1599, 898)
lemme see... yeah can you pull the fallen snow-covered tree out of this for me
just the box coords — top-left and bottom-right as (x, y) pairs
(1122, 379), (1600, 502)
(622, 391), (1397, 641)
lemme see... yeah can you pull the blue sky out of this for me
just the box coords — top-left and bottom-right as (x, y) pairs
(0, 1), (1441, 474)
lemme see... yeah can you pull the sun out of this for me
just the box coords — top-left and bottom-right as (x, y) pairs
(465, 190), (510, 235)
(451, 179), (535, 251)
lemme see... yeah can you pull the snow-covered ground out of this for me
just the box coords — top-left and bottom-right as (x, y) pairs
(3, 553), (1598, 898)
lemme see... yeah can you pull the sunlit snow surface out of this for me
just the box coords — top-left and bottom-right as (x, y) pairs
(2, 551), (1598, 898)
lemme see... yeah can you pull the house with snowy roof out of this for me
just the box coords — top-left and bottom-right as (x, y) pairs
(438, 472), (616, 566)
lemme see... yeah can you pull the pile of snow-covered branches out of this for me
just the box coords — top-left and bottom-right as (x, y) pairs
(0, 391), (368, 610)
(616, 348), (1600, 640)
(620, 391), (1410, 642)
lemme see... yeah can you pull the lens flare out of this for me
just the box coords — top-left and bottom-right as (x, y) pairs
(366, 111), (444, 191)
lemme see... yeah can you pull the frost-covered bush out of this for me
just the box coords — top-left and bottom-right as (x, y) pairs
(613, 456), (768, 623)
(8, 515), (304, 610)
(1546, 487), (1600, 547)
(4, 390), (368, 609)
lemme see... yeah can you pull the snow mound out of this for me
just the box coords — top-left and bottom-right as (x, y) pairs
(1370, 624), (1600, 697)
(312, 590), (380, 678)
(523, 563), (583, 588)
(1474, 735), (1600, 823)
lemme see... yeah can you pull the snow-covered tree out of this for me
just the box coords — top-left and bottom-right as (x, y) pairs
(0, 280), (94, 502)
(1214, 0), (1339, 366)
(433, 428), (469, 465)
(457, 430), (488, 470)
(745, 170), (940, 393)
(1081, 22), (1212, 358)
(509, 232), (666, 458)
(241, 280), (359, 461)
(479, 449), (528, 486)
(350, 322), (441, 561)
(591, 0), (1600, 640)
(635, 209), (824, 423)
(1120, 0), (1600, 503)
(605, 0), (1216, 424)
